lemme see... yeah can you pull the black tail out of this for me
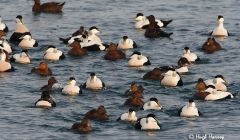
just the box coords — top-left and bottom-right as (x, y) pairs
(161, 20), (173, 27)
(60, 2), (65, 6)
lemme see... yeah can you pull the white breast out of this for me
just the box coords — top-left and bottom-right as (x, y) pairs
(62, 85), (80, 95)
(86, 78), (103, 90)
(205, 91), (233, 101)
(180, 106), (199, 117)
(13, 53), (30, 64)
(0, 61), (11, 72)
(140, 117), (160, 130)
(143, 101), (162, 110)
(36, 100), (52, 108)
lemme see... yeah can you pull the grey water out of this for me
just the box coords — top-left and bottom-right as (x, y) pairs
(0, 0), (240, 139)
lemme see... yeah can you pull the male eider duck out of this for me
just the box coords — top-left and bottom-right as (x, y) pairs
(175, 57), (190, 74)
(135, 13), (172, 29)
(143, 68), (161, 80)
(182, 47), (200, 62)
(11, 50), (30, 64)
(0, 38), (12, 54)
(84, 105), (109, 121)
(18, 35), (38, 49)
(205, 75), (227, 92)
(0, 46), (14, 72)
(134, 114), (161, 130)
(104, 43), (125, 61)
(0, 16), (9, 33)
(144, 15), (173, 38)
(128, 51), (151, 67)
(41, 76), (62, 92)
(210, 15), (229, 37)
(142, 98), (162, 110)
(117, 108), (138, 122)
(117, 36), (137, 49)
(202, 37), (222, 53)
(82, 73), (105, 90)
(160, 68), (183, 87)
(195, 78), (207, 92)
(178, 99), (201, 117)
(68, 38), (87, 57)
(31, 61), (52, 76)
(80, 33), (106, 51)
(71, 118), (92, 133)
(35, 91), (56, 108)
(10, 15), (31, 43)
(44, 45), (65, 61)
(62, 77), (81, 95)
(59, 26), (85, 44)
(32, 0), (65, 13)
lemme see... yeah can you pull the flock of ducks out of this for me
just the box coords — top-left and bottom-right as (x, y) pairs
(0, 0), (237, 133)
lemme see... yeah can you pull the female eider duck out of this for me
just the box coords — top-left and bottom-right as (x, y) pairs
(124, 83), (144, 97)
(41, 76), (62, 92)
(35, 91), (56, 108)
(117, 108), (138, 122)
(104, 43), (125, 61)
(124, 94), (144, 107)
(0, 38), (12, 54)
(195, 78), (207, 92)
(71, 118), (92, 133)
(135, 13), (172, 29)
(62, 77), (81, 95)
(18, 35), (38, 49)
(82, 73), (105, 90)
(84, 105), (109, 121)
(178, 99), (201, 117)
(182, 47), (200, 62)
(68, 38), (87, 57)
(11, 50), (30, 64)
(0, 46), (14, 72)
(44, 45), (65, 61)
(160, 68), (183, 87)
(10, 15), (31, 43)
(128, 51), (151, 67)
(0, 16), (9, 33)
(205, 75), (227, 92)
(143, 68), (161, 80)
(144, 15), (173, 38)
(32, 0), (65, 13)
(134, 114), (161, 130)
(202, 37), (222, 53)
(31, 61), (52, 76)
(210, 15), (229, 37)
(142, 98), (162, 110)
(117, 36), (137, 49)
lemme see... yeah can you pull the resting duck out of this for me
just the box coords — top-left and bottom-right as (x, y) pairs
(202, 37), (222, 53)
(11, 50), (30, 64)
(0, 38), (12, 54)
(80, 33), (106, 51)
(142, 98), (162, 110)
(160, 68), (183, 87)
(144, 15), (173, 38)
(124, 94), (144, 107)
(178, 99), (201, 117)
(182, 47), (200, 62)
(82, 73), (105, 90)
(143, 68), (161, 80)
(117, 108), (138, 122)
(117, 36), (137, 49)
(195, 78), (207, 92)
(62, 77), (81, 95)
(84, 105), (109, 121)
(71, 118), (92, 133)
(31, 61), (53, 76)
(124, 83), (144, 97)
(128, 51), (151, 67)
(18, 35), (38, 49)
(210, 15), (229, 37)
(40, 76), (62, 92)
(44, 45), (65, 61)
(134, 114), (161, 130)
(205, 75), (228, 92)
(104, 43), (125, 61)
(0, 16), (9, 33)
(32, 0), (65, 13)
(0, 46), (14, 72)
(35, 91), (56, 108)
(59, 26), (85, 44)
(68, 38), (87, 57)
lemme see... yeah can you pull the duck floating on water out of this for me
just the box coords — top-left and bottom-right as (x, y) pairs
(104, 43), (125, 61)
(178, 99), (201, 117)
(202, 37), (222, 53)
(117, 108), (138, 122)
(31, 61), (53, 76)
(71, 118), (92, 133)
(210, 15), (229, 37)
(11, 50), (30, 64)
(0, 16), (9, 33)
(35, 91), (56, 108)
(134, 114), (161, 130)
(117, 36), (137, 49)
(44, 45), (65, 61)
(32, 0), (65, 13)
(62, 77), (81, 96)
(84, 105), (109, 121)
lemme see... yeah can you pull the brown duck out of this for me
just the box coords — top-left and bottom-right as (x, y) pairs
(32, 0), (65, 13)
(143, 68), (161, 80)
(124, 94), (144, 107)
(202, 37), (222, 53)
(195, 78), (207, 92)
(71, 118), (92, 133)
(68, 39), (87, 56)
(40, 76), (58, 91)
(84, 105), (109, 121)
(31, 61), (53, 76)
(104, 43), (125, 61)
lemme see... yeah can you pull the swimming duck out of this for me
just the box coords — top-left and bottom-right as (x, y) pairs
(82, 73), (105, 90)
(210, 15), (229, 37)
(104, 43), (125, 61)
(71, 118), (92, 133)
(0, 38), (12, 54)
(32, 0), (65, 13)
(35, 91), (56, 108)
(59, 26), (85, 44)
(195, 78), (207, 92)
(142, 98), (162, 110)
(135, 13), (172, 29)
(124, 94), (144, 107)
(80, 33), (106, 51)
(31, 61), (52, 76)
(143, 68), (161, 80)
(84, 105), (109, 121)
(128, 51), (151, 67)
(10, 15), (31, 43)
(160, 68), (183, 87)
(41, 76), (62, 92)
(68, 38), (87, 57)
(62, 77), (81, 96)
(11, 50), (30, 64)
(117, 108), (138, 122)
(18, 35), (38, 49)
(175, 57), (190, 73)
(0, 16), (9, 33)
(202, 37), (222, 53)
(117, 36), (137, 49)
(124, 83), (143, 96)
(178, 99), (201, 117)
(44, 45), (65, 60)
(134, 114), (161, 130)
(144, 15), (173, 38)
(0, 46), (14, 72)
(205, 75), (227, 91)
(182, 47), (200, 62)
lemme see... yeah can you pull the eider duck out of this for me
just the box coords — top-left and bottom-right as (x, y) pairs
(210, 15), (229, 37)
(0, 30), (6, 38)
(41, 76), (62, 92)
(117, 108), (138, 122)
(35, 91), (56, 108)
(0, 16), (9, 33)
(18, 35), (38, 49)
(80, 34), (106, 51)
(202, 37), (222, 53)
(59, 26), (85, 44)
(175, 57), (190, 73)
(11, 50), (30, 64)
(195, 78), (207, 92)
(31, 61), (52, 76)
(0, 46), (14, 72)
(32, 0), (65, 13)
(178, 99), (201, 117)
(82, 73), (105, 90)
(205, 75), (227, 91)
(44, 45), (65, 61)
(62, 77), (81, 95)
(182, 47), (200, 62)
(68, 38), (87, 57)
(71, 118), (92, 133)
(0, 38), (12, 54)
(117, 36), (137, 49)
(143, 68), (161, 80)
(128, 51), (151, 67)
(160, 68), (183, 87)
(104, 43), (125, 61)
(142, 98), (162, 110)
(134, 114), (161, 130)
(124, 94), (144, 107)
(124, 83), (143, 96)
(84, 105), (109, 121)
